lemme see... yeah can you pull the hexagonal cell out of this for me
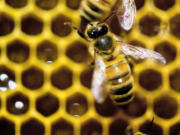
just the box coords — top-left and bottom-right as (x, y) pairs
(21, 118), (45, 135)
(37, 40), (58, 63)
(51, 66), (72, 90)
(66, 0), (82, 10)
(0, 66), (17, 92)
(80, 67), (93, 89)
(139, 69), (162, 91)
(170, 122), (180, 135)
(0, 13), (14, 36)
(169, 68), (180, 92)
(139, 120), (163, 135)
(21, 14), (43, 35)
(35, 0), (58, 10)
(170, 14), (180, 39)
(7, 92), (29, 115)
(109, 15), (122, 35)
(5, 0), (27, 8)
(109, 118), (128, 135)
(153, 0), (175, 11)
(139, 14), (160, 36)
(51, 119), (74, 135)
(51, 14), (72, 37)
(0, 118), (15, 135)
(36, 93), (59, 117)
(134, 0), (145, 10)
(95, 97), (117, 117)
(123, 93), (147, 117)
(153, 95), (178, 119)
(154, 41), (176, 64)
(22, 67), (44, 90)
(66, 41), (89, 63)
(7, 40), (30, 63)
(66, 93), (88, 117)
(81, 119), (102, 135)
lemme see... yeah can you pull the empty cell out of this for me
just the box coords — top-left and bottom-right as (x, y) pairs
(123, 94), (147, 117)
(21, 118), (45, 135)
(154, 41), (176, 64)
(0, 13), (14, 36)
(139, 120), (163, 135)
(5, 0), (27, 8)
(35, 0), (58, 10)
(95, 97), (117, 117)
(66, 93), (88, 117)
(80, 67), (93, 89)
(66, 0), (82, 10)
(7, 40), (30, 63)
(153, 0), (175, 11)
(21, 15), (43, 35)
(134, 0), (145, 10)
(36, 93), (59, 116)
(51, 119), (73, 135)
(51, 14), (72, 37)
(139, 69), (162, 91)
(51, 66), (72, 90)
(66, 41), (89, 63)
(0, 66), (17, 92)
(0, 118), (15, 135)
(170, 14), (180, 39)
(7, 92), (29, 115)
(139, 14), (160, 36)
(109, 118), (128, 135)
(37, 40), (58, 63)
(170, 122), (180, 135)
(81, 119), (102, 135)
(169, 68), (180, 92)
(153, 95), (177, 119)
(22, 67), (44, 90)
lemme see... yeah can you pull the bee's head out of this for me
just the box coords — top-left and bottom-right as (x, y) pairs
(85, 22), (109, 39)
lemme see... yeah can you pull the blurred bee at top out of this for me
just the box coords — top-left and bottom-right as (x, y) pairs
(65, 0), (166, 105)
(79, 0), (136, 31)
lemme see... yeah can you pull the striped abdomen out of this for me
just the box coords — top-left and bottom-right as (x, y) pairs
(79, 0), (117, 22)
(106, 56), (134, 105)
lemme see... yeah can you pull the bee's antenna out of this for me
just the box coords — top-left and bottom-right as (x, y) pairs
(64, 22), (89, 41)
(147, 117), (154, 135)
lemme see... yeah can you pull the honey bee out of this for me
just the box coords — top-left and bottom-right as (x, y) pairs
(79, 0), (117, 22)
(65, 0), (166, 105)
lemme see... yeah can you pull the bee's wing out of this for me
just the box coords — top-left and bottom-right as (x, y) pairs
(121, 44), (166, 64)
(116, 0), (136, 31)
(91, 56), (107, 104)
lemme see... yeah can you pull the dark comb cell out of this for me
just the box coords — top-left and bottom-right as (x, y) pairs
(169, 68), (180, 92)
(135, 0), (145, 10)
(139, 14), (160, 36)
(51, 66), (72, 90)
(21, 15), (43, 35)
(66, 0), (82, 10)
(35, 0), (58, 10)
(36, 93), (59, 116)
(51, 119), (73, 135)
(22, 67), (44, 90)
(139, 69), (162, 91)
(66, 93), (88, 117)
(5, 0), (27, 8)
(170, 14), (180, 39)
(7, 40), (30, 63)
(0, 118), (15, 135)
(0, 13), (14, 36)
(7, 92), (29, 115)
(170, 122), (180, 135)
(153, 0), (175, 10)
(81, 119), (102, 135)
(21, 118), (45, 135)
(51, 14), (72, 37)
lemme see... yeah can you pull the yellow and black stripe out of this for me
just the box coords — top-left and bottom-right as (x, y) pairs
(79, 0), (117, 22)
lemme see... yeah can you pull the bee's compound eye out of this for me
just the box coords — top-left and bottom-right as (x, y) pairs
(87, 28), (98, 38)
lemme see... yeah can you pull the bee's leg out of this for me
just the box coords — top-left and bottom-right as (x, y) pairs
(64, 22), (89, 41)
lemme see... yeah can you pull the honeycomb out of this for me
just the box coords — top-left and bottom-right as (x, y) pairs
(0, 0), (180, 135)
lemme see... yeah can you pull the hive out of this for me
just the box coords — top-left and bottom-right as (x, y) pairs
(0, 0), (180, 135)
